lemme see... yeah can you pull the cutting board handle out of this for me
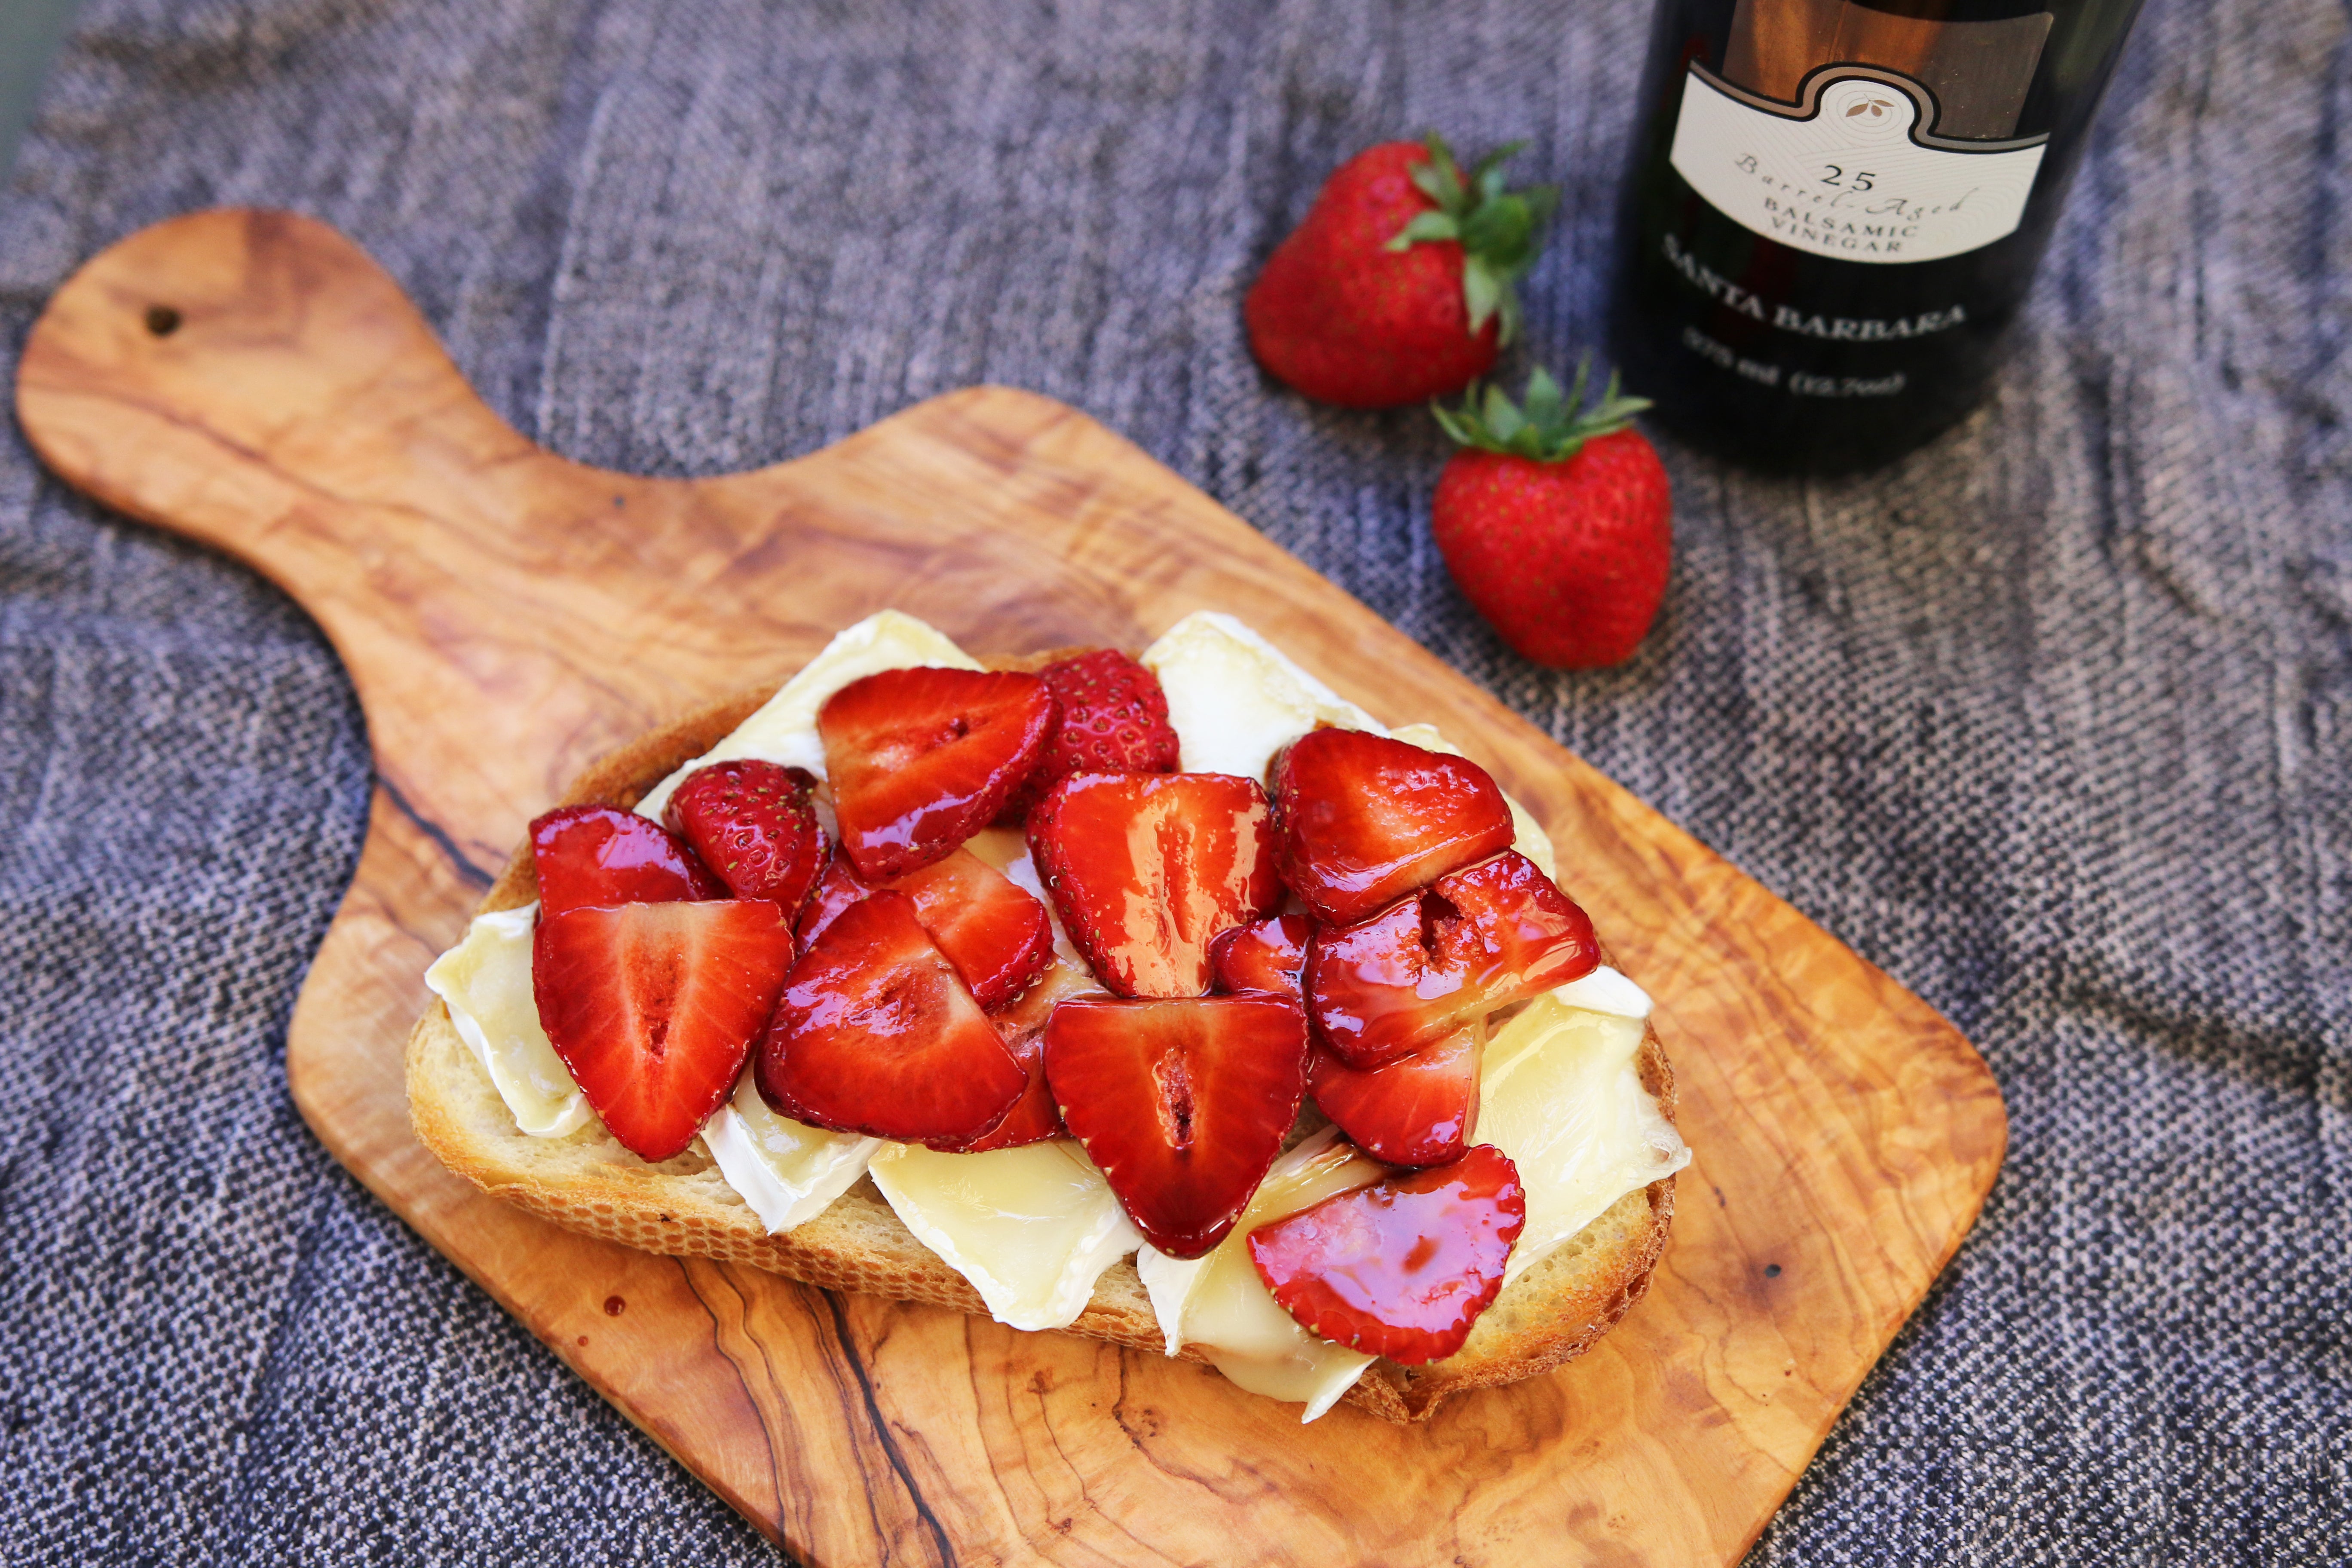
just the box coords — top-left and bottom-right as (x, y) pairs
(16, 208), (546, 565)
(14, 208), (778, 862)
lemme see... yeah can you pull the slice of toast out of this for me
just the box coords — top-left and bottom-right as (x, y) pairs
(404, 683), (1679, 1423)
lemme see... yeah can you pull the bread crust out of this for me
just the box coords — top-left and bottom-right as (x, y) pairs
(405, 678), (1679, 1424)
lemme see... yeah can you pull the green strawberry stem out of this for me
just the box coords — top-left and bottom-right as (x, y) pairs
(1384, 132), (1558, 346)
(1431, 358), (1654, 463)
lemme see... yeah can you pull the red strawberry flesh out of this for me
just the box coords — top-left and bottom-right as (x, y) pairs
(940, 963), (1096, 1153)
(532, 900), (795, 1161)
(796, 845), (1053, 1010)
(756, 891), (1027, 1144)
(1028, 772), (1283, 998)
(1208, 911), (1314, 1000)
(1307, 1024), (1482, 1167)
(1247, 1144), (1526, 1364)
(1273, 728), (1515, 925)
(1307, 850), (1598, 1069)
(662, 760), (825, 916)
(1044, 992), (1308, 1258)
(530, 805), (721, 915)
(997, 649), (1181, 825)
(819, 667), (1054, 880)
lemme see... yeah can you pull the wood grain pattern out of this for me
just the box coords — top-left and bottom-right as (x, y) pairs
(14, 208), (2006, 1568)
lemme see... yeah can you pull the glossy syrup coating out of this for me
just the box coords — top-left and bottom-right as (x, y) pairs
(995, 648), (1181, 824)
(1207, 910), (1314, 999)
(663, 759), (826, 917)
(795, 844), (1054, 1010)
(1043, 991), (1308, 1258)
(819, 666), (1056, 879)
(1306, 1023), (1483, 1167)
(757, 891), (1027, 1144)
(1272, 728), (1515, 926)
(529, 804), (722, 914)
(1247, 1144), (1527, 1364)
(1027, 771), (1284, 998)
(1306, 850), (1599, 1069)
(532, 899), (796, 1162)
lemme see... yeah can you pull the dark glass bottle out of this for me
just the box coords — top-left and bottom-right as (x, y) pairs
(1607, 0), (2146, 472)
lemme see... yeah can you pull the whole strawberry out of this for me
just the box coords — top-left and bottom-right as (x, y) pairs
(1246, 134), (1555, 408)
(1430, 362), (1671, 668)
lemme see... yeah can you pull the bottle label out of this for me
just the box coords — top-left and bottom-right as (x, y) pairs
(1669, 65), (2048, 264)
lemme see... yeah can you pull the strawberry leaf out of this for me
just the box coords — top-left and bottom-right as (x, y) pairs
(1462, 260), (1503, 338)
(1432, 355), (1655, 463)
(1383, 132), (1557, 345)
(1385, 209), (1461, 251)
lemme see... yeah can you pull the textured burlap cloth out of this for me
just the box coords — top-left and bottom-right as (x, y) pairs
(0, 0), (2343, 1561)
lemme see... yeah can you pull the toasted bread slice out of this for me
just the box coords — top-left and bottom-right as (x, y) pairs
(405, 683), (1679, 1423)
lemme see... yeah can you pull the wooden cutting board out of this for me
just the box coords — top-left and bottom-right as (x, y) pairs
(14, 208), (2005, 1568)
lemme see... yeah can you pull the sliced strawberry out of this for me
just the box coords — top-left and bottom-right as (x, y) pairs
(996, 649), (1182, 824)
(1273, 728), (1515, 925)
(1307, 1024), (1482, 1167)
(532, 900), (795, 1161)
(795, 845), (1053, 1010)
(662, 760), (826, 917)
(530, 804), (722, 915)
(1209, 911), (1314, 1001)
(1028, 772), (1284, 998)
(1247, 1144), (1525, 1364)
(1307, 850), (1598, 1069)
(756, 891), (1028, 1144)
(819, 667), (1055, 880)
(1044, 992), (1308, 1257)
(940, 963), (1096, 1153)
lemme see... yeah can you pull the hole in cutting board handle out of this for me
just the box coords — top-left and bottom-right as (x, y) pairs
(144, 305), (181, 337)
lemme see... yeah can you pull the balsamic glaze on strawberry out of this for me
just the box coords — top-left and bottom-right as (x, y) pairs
(1306, 850), (1597, 1069)
(1272, 728), (1515, 925)
(1044, 992), (1308, 1258)
(530, 804), (722, 915)
(756, 891), (1027, 1145)
(1246, 1144), (1526, 1364)
(820, 667), (1055, 879)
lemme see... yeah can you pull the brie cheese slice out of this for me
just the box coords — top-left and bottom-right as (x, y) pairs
(636, 609), (981, 820)
(868, 1139), (1142, 1331)
(1550, 965), (1654, 1021)
(703, 1071), (880, 1234)
(424, 903), (590, 1138)
(1134, 1129), (1384, 1422)
(1481, 990), (1691, 1286)
(1142, 610), (1382, 783)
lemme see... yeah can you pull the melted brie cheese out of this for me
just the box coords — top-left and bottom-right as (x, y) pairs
(868, 1139), (1143, 1331)
(1141, 611), (1381, 782)
(703, 1071), (880, 1234)
(636, 610), (982, 820)
(1481, 990), (1691, 1286)
(1134, 1130), (1384, 1421)
(1551, 965), (1654, 1021)
(424, 903), (590, 1137)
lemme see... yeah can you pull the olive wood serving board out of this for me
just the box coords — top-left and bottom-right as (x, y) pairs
(15, 208), (2005, 1568)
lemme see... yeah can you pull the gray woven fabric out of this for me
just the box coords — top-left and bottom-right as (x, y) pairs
(0, 0), (2344, 1562)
